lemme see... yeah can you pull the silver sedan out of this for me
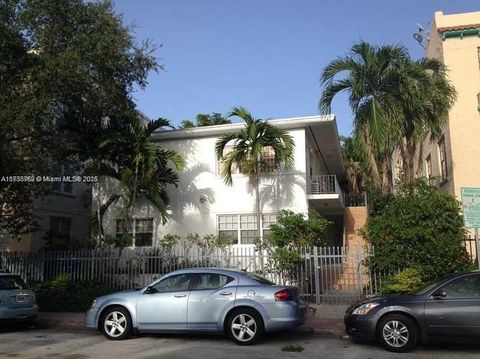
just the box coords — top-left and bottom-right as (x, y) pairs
(85, 268), (306, 345)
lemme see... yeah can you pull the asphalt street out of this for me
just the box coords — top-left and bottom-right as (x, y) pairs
(1, 327), (480, 359)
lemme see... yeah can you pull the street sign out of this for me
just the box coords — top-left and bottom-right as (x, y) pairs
(461, 188), (480, 228)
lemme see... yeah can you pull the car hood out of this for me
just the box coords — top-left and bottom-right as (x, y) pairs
(348, 294), (421, 311)
(96, 289), (142, 302)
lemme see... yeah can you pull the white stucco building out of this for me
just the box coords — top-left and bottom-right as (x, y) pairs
(99, 114), (364, 248)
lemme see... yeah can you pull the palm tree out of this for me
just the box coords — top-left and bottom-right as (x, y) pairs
(101, 116), (184, 235)
(392, 58), (456, 182)
(75, 114), (183, 242)
(215, 107), (294, 241)
(319, 42), (456, 194)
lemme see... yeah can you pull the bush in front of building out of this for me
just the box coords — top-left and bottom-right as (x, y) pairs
(30, 274), (112, 312)
(361, 179), (473, 287)
(261, 210), (330, 284)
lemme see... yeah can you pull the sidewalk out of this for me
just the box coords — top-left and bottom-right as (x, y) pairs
(35, 310), (345, 338)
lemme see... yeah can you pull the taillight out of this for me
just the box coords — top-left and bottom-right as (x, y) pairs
(274, 289), (292, 301)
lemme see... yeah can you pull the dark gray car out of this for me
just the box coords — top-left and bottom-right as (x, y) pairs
(345, 271), (480, 352)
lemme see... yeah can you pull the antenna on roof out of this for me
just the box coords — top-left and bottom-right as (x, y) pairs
(413, 22), (429, 49)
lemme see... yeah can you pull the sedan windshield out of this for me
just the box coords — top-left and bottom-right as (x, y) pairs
(246, 273), (275, 285)
(0, 275), (29, 290)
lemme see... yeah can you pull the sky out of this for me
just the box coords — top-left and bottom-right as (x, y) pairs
(113, 0), (479, 136)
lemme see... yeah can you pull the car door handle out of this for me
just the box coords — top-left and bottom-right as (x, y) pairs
(174, 294), (186, 298)
(220, 292), (232, 296)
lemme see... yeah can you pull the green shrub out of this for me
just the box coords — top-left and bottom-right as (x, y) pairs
(361, 179), (473, 283)
(30, 274), (112, 312)
(381, 267), (424, 295)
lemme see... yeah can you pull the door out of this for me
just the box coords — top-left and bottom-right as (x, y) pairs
(425, 274), (480, 337)
(187, 273), (237, 330)
(136, 273), (194, 330)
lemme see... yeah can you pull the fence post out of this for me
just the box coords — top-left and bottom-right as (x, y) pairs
(313, 246), (320, 305)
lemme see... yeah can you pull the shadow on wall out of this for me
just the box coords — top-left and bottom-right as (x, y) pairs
(167, 162), (215, 223)
(259, 173), (305, 212)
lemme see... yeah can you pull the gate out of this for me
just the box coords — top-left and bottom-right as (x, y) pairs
(313, 246), (374, 305)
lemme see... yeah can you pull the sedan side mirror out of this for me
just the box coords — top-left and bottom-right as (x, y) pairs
(144, 286), (158, 294)
(432, 289), (447, 298)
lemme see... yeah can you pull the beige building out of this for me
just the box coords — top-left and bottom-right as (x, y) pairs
(415, 11), (480, 202)
(0, 181), (92, 252)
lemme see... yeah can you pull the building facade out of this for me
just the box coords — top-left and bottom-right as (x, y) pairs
(415, 11), (480, 200)
(99, 115), (366, 248)
(1, 181), (92, 252)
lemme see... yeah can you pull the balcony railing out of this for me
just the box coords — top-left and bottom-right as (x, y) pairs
(309, 175), (342, 195)
(344, 193), (367, 207)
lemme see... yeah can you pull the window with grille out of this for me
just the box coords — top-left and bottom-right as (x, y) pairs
(115, 218), (153, 247)
(438, 136), (448, 182)
(262, 213), (277, 238)
(261, 146), (276, 172)
(217, 213), (277, 245)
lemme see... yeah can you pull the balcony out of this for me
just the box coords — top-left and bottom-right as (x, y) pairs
(307, 175), (344, 214)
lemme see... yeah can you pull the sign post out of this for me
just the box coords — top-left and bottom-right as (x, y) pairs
(461, 188), (480, 269)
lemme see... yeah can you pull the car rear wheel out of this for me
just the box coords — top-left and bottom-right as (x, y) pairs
(227, 308), (264, 345)
(378, 314), (417, 353)
(100, 307), (132, 340)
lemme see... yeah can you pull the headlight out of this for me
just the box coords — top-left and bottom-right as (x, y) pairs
(352, 302), (379, 315)
(90, 299), (97, 309)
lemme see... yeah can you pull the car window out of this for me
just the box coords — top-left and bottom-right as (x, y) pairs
(152, 274), (192, 293)
(192, 273), (234, 290)
(0, 275), (28, 290)
(245, 273), (275, 285)
(440, 275), (480, 298)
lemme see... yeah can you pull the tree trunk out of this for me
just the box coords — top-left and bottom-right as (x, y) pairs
(95, 181), (103, 245)
(364, 133), (382, 189)
(381, 158), (391, 195)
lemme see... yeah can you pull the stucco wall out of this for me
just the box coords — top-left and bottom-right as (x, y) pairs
(101, 128), (309, 244)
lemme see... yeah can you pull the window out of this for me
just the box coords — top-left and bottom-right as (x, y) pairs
(438, 136), (448, 182)
(152, 274), (192, 293)
(261, 146), (276, 172)
(49, 216), (72, 239)
(52, 166), (73, 195)
(192, 273), (234, 290)
(218, 215), (239, 243)
(240, 214), (257, 244)
(115, 218), (153, 247)
(440, 275), (480, 298)
(262, 213), (277, 238)
(425, 154), (432, 180)
(135, 219), (154, 247)
(0, 275), (29, 290)
(478, 47), (480, 69)
(217, 213), (277, 245)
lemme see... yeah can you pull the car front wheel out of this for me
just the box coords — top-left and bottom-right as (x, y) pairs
(227, 308), (264, 345)
(100, 306), (132, 340)
(378, 314), (417, 353)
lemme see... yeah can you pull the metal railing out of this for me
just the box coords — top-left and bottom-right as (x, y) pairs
(309, 175), (342, 195)
(344, 192), (367, 207)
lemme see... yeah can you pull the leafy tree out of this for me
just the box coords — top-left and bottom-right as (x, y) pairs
(0, 0), (158, 236)
(215, 107), (294, 241)
(263, 210), (330, 283)
(320, 42), (456, 194)
(180, 112), (231, 128)
(360, 179), (472, 282)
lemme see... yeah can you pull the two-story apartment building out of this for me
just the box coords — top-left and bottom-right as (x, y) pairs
(99, 114), (367, 248)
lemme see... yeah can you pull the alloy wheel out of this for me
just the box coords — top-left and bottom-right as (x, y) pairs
(104, 311), (127, 338)
(231, 313), (257, 342)
(382, 320), (409, 348)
